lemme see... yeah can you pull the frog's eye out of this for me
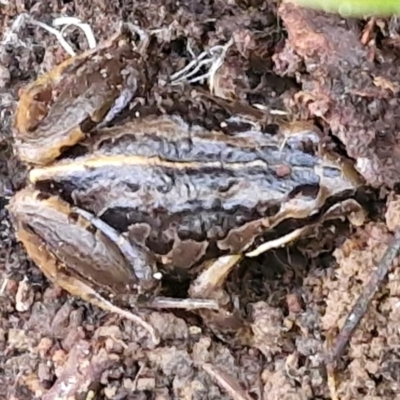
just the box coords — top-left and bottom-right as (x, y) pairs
(32, 88), (52, 103)
(68, 211), (80, 224)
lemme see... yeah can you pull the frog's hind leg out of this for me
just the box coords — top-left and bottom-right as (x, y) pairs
(14, 215), (159, 344)
(186, 231), (313, 333)
(47, 267), (160, 345)
(189, 228), (308, 301)
(8, 188), (160, 344)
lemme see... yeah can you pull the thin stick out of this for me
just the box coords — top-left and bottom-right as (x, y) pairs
(149, 297), (220, 311)
(326, 229), (400, 365)
(202, 363), (253, 400)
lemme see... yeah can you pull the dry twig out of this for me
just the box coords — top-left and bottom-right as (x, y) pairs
(327, 229), (400, 364)
(326, 229), (400, 398)
(202, 363), (253, 400)
(149, 297), (219, 311)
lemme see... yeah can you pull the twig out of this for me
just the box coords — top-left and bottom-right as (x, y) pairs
(326, 229), (400, 365)
(42, 341), (116, 400)
(325, 230), (400, 400)
(202, 363), (253, 400)
(0, 277), (8, 295)
(132, 363), (145, 390)
(149, 297), (220, 311)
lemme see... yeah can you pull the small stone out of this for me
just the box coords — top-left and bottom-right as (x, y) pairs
(52, 349), (67, 374)
(189, 325), (202, 335)
(15, 280), (34, 312)
(136, 377), (156, 391)
(386, 194), (400, 232)
(123, 378), (135, 390)
(36, 337), (53, 358)
(0, 65), (11, 88)
(286, 293), (303, 314)
(7, 329), (34, 351)
(38, 362), (53, 383)
(104, 385), (117, 399)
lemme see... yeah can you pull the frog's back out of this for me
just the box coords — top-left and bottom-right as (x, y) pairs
(29, 114), (357, 267)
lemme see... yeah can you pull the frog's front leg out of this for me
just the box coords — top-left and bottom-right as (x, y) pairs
(14, 30), (147, 166)
(187, 197), (366, 331)
(8, 188), (160, 342)
(96, 24), (152, 128)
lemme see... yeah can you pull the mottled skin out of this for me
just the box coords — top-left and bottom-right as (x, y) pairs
(14, 30), (146, 165)
(9, 30), (361, 299)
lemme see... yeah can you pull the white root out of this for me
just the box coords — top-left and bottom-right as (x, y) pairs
(170, 39), (234, 90)
(22, 15), (97, 57)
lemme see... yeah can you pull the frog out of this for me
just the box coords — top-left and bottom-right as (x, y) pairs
(8, 27), (364, 340)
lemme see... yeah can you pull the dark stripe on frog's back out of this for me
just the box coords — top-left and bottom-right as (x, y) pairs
(31, 116), (325, 253)
(32, 157), (321, 242)
(34, 156), (320, 208)
(91, 115), (319, 167)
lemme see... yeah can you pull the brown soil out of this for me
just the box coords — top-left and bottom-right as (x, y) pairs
(2, 1), (400, 399)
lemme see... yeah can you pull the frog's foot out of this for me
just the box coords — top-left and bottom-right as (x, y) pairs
(186, 255), (245, 332)
(189, 243), (305, 307)
(50, 271), (160, 345)
(138, 256), (246, 331)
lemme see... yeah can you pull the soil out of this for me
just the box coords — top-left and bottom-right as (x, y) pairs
(2, 1), (400, 399)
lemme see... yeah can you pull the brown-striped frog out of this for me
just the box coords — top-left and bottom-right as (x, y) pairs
(8, 29), (364, 330)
